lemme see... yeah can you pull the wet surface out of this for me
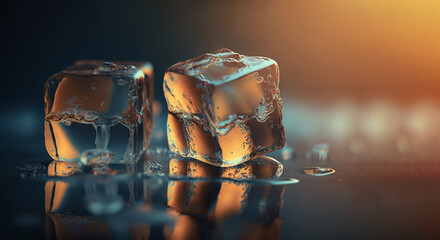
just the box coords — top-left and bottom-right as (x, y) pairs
(4, 145), (440, 239)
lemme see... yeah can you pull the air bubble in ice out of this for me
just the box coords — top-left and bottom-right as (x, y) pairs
(63, 121), (72, 126)
(302, 167), (335, 176)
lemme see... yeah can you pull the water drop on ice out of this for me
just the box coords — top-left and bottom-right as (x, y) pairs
(94, 62), (119, 73)
(302, 167), (335, 176)
(63, 121), (72, 126)
(267, 74), (273, 81)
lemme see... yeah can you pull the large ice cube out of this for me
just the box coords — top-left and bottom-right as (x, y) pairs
(44, 62), (153, 162)
(164, 49), (285, 166)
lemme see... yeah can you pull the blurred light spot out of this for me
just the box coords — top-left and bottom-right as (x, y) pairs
(328, 101), (357, 141)
(397, 136), (410, 153)
(360, 101), (400, 141)
(0, 108), (41, 138)
(350, 139), (366, 154)
(406, 102), (440, 139)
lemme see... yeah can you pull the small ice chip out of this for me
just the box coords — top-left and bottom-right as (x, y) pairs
(80, 149), (114, 174)
(281, 145), (295, 161)
(311, 143), (330, 160)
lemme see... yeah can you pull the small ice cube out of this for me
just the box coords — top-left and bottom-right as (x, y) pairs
(281, 145), (295, 160)
(80, 149), (114, 174)
(44, 61), (153, 162)
(311, 144), (330, 160)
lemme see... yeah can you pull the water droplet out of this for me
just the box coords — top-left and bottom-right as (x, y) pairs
(267, 74), (273, 82)
(93, 62), (120, 74)
(100, 101), (105, 106)
(302, 167), (335, 176)
(256, 76), (264, 83)
(90, 82), (97, 90)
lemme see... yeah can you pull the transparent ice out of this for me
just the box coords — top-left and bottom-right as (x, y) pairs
(44, 61), (152, 162)
(80, 149), (113, 174)
(311, 143), (330, 160)
(281, 145), (295, 160)
(164, 49), (285, 167)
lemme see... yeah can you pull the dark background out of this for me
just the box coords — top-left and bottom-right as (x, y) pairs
(3, 0), (440, 156)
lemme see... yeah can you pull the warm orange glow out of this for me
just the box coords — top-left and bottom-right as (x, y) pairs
(45, 181), (69, 213)
(47, 161), (80, 177)
(50, 76), (113, 116)
(45, 121), (80, 160)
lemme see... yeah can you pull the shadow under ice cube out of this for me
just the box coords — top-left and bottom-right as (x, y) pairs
(44, 61), (153, 162)
(164, 49), (285, 167)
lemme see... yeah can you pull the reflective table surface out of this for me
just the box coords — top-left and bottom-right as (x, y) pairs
(3, 143), (440, 240)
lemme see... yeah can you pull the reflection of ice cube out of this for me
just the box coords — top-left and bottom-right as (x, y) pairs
(311, 144), (330, 160)
(44, 61), (153, 162)
(164, 49), (285, 167)
(84, 181), (124, 216)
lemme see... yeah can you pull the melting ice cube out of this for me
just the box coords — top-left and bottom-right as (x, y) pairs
(44, 61), (153, 162)
(164, 49), (285, 167)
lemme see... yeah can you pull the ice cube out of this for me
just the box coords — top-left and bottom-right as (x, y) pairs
(44, 61), (152, 162)
(311, 143), (330, 160)
(80, 149), (113, 174)
(164, 49), (285, 166)
(280, 145), (295, 160)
